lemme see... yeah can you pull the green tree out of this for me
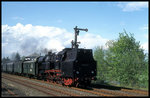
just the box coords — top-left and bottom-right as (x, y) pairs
(15, 52), (21, 61)
(2, 57), (11, 63)
(106, 31), (147, 87)
(94, 46), (105, 82)
(94, 31), (148, 89)
(21, 56), (26, 61)
(2, 57), (6, 62)
(138, 53), (149, 88)
(11, 52), (21, 61)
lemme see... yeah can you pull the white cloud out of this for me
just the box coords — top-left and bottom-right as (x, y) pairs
(117, 2), (148, 12)
(2, 23), (108, 57)
(79, 33), (108, 49)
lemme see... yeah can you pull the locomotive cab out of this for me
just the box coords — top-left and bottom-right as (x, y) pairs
(59, 48), (97, 86)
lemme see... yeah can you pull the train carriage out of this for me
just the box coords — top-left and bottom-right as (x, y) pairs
(2, 63), (7, 72)
(22, 56), (47, 78)
(6, 62), (14, 73)
(14, 61), (23, 75)
(23, 60), (37, 77)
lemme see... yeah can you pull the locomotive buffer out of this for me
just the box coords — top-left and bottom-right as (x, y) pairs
(71, 26), (88, 49)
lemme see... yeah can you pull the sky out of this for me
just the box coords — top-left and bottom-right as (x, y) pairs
(2, 1), (149, 58)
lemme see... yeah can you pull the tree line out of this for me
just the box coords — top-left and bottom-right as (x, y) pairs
(1, 48), (54, 63)
(93, 31), (148, 89)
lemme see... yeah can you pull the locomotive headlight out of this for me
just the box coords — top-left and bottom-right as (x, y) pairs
(91, 71), (94, 74)
(76, 71), (79, 74)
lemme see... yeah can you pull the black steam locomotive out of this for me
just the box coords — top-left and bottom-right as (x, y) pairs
(2, 26), (97, 87)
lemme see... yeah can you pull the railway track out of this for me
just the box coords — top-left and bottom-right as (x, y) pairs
(121, 88), (149, 95)
(41, 79), (145, 97)
(2, 73), (148, 96)
(49, 80), (148, 96)
(2, 73), (112, 96)
(71, 86), (148, 96)
(2, 76), (57, 96)
(93, 88), (136, 96)
(44, 79), (148, 97)
(71, 87), (115, 96)
(42, 81), (113, 96)
(2, 74), (80, 96)
(2, 84), (17, 97)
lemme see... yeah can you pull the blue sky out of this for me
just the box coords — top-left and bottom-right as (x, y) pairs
(2, 1), (149, 57)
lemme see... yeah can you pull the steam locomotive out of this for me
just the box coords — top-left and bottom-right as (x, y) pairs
(2, 26), (97, 87)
